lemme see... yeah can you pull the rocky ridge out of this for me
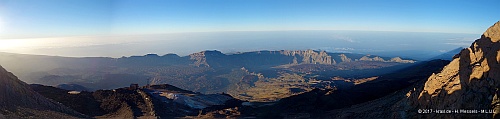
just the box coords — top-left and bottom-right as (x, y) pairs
(189, 50), (224, 67)
(279, 50), (335, 64)
(407, 21), (500, 118)
(0, 65), (85, 118)
(188, 49), (415, 67)
(338, 54), (352, 63)
(359, 55), (416, 63)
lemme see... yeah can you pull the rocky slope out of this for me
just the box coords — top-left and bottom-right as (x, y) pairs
(405, 21), (500, 118)
(290, 21), (500, 119)
(189, 50), (224, 67)
(279, 50), (335, 64)
(242, 59), (449, 118)
(322, 21), (500, 119)
(31, 83), (242, 118)
(0, 65), (85, 118)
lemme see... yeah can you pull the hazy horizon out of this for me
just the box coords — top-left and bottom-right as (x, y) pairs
(0, 30), (479, 60)
(0, 0), (499, 59)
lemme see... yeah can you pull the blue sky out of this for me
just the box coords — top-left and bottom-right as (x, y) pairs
(0, 0), (499, 39)
(0, 0), (498, 58)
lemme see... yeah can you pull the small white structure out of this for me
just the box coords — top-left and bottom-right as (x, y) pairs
(68, 91), (81, 95)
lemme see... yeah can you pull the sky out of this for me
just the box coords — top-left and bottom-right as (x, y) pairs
(0, 0), (499, 58)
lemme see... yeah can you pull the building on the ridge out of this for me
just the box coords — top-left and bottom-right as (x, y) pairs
(130, 84), (139, 90)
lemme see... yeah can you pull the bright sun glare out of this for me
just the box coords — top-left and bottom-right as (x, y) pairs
(0, 39), (29, 51)
(0, 37), (96, 53)
(0, 37), (53, 53)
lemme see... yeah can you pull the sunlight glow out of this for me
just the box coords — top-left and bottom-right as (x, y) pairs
(0, 37), (78, 52)
(0, 36), (150, 53)
(0, 39), (31, 50)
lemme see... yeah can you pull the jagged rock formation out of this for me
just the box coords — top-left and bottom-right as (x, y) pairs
(189, 50), (224, 67)
(408, 21), (500, 118)
(359, 55), (385, 62)
(390, 57), (416, 63)
(189, 51), (209, 67)
(0, 65), (85, 118)
(279, 50), (335, 64)
(338, 54), (352, 62)
(187, 49), (415, 68)
(359, 55), (416, 63)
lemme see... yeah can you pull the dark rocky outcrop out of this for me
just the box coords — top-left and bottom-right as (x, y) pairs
(0, 65), (86, 118)
(31, 83), (242, 118)
(29, 84), (105, 117)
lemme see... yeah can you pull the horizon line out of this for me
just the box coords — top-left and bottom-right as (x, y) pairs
(0, 29), (480, 40)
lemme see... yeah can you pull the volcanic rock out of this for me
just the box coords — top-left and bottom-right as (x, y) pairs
(0, 65), (85, 118)
(408, 21), (500, 118)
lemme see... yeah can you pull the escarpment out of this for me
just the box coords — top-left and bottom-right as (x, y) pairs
(407, 21), (500, 119)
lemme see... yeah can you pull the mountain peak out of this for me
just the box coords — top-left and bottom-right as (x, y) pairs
(483, 21), (500, 42)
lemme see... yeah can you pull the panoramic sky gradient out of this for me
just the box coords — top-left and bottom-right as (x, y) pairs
(1, 0), (499, 38)
(0, 0), (499, 58)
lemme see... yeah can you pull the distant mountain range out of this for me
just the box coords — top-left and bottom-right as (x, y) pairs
(187, 49), (414, 67)
(0, 49), (415, 91)
(0, 49), (422, 105)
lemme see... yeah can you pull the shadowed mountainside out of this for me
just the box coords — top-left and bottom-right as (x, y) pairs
(0, 65), (86, 119)
(241, 59), (449, 118)
(31, 83), (242, 118)
(428, 47), (464, 61)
